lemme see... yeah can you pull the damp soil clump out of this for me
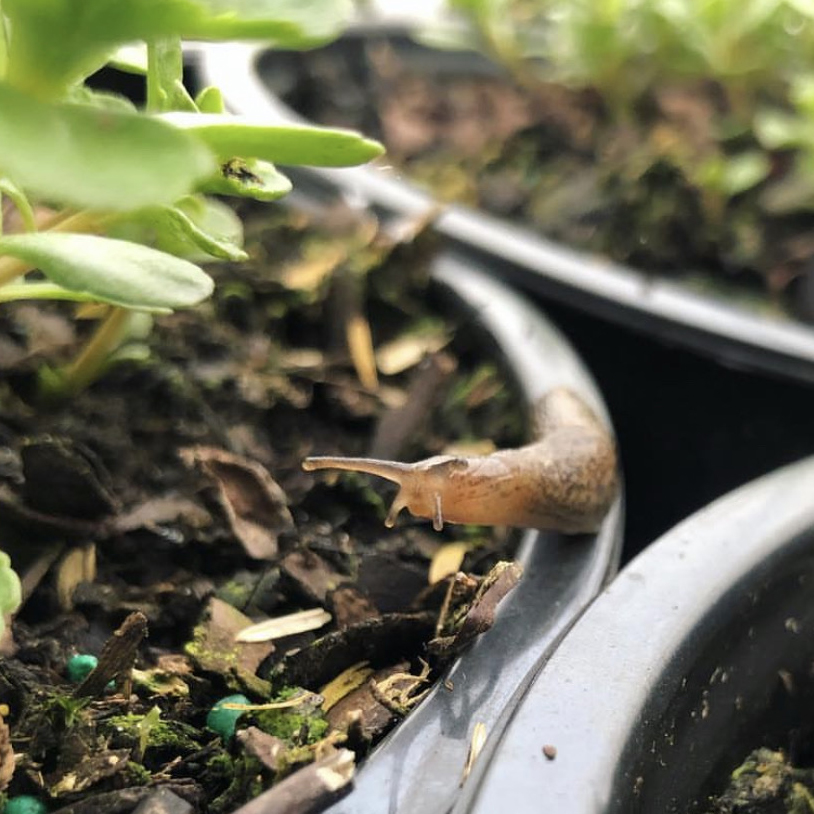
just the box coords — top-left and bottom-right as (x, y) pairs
(0, 198), (526, 813)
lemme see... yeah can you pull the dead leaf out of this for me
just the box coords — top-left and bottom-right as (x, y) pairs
(188, 597), (276, 678)
(180, 446), (294, 561)
(319, 661), (374, 712)
(461, 722), (487, 785)
(21, 437), (119, 519)
(113, 494), (211, 534)
(428, 542), (468, 585)
(235, 608), (332, 643)
(346, 312), (378, 391)
(281, 244), (347, 291)
(0, 484), (104, 541)
(49, 749), (131, 796)
(375, 330), (450, 376)
(273, 612), (435, 691)
(55, 543), (96, 611)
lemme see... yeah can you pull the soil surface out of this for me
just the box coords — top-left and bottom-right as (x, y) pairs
(259, 33), (814, 322)
(0, 198), (525, 813)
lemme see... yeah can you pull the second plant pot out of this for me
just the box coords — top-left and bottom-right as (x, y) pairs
(198, 34), (814, 388)
(454, 453), (814, 814)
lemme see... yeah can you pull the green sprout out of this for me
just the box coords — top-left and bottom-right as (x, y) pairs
(0, 0), (384, 397)
(0, 551), (21, 641)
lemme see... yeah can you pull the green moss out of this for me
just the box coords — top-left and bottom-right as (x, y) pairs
(123, 760), (152, 786)
(102, 713), (202, 756)
(254, 692), (329, 746)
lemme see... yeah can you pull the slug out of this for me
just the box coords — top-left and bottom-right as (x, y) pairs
(302, 387), (618, 534)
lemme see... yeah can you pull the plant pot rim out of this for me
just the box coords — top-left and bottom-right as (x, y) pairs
(455, 454), (814, 814)
(197, 38), (814, 387)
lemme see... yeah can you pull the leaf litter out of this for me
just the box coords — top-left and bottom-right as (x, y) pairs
(0, 198), (525, 813)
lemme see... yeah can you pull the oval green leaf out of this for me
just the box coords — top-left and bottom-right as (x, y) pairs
(113, 196), (248, 262)
(5, 0), (351, 94)
(0, 82), (216, 211)
(162, 113), (385, 167)
(0, 232), (214, 311)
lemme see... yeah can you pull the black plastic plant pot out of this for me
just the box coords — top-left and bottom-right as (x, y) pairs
(450, 454), (814, 814)
(197, 36), (814, 387)
(224, 241), (622, 814)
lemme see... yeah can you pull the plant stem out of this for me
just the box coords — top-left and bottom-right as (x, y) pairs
(0, 3), (7, 81)
(0, 281), (97, 303)
(60, 306), (132, 395)
(0, 209), (108, 286)
(146, 39), (185, 113)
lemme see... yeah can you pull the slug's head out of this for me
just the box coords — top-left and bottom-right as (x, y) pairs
(302, 454), (469, 530)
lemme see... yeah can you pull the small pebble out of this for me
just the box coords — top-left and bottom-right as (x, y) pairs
(542, 744), (557, 760)
(66, 654), (98, 683)
(4, 795), (48, 814)
(207, 694), (250, 740)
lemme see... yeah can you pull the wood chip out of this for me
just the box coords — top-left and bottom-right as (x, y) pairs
(319, 661), (374, 712)
(235, 608), (332, 643)
(188, 597), (276, 676)
(73, 611), (148, 699)
(236, 726), (286, 772)
(229, 747), (354, 814)
(325, 664), (406, 741)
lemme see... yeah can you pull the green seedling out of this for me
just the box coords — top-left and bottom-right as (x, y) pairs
(0, 551), (21, 642)
(0, 0), (384, 397)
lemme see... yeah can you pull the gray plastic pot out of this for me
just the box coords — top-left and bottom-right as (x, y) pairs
(197, 36), (814, 387)
(455, 454), (814, 814)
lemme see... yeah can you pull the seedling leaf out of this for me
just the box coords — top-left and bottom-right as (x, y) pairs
(204, 158), (293, 200)
(162, 114), (385, 167)
(113, 196), (247, 262)
(4, 0), (352, 95)
(0, 232), (214, 312)
(0, 83), (216, 210)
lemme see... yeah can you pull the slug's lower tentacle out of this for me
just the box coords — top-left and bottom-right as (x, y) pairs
(433, 493), (444, 532)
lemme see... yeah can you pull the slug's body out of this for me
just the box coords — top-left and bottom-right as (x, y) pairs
(303, 387), (618, 534)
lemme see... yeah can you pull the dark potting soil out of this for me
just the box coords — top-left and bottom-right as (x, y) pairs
(0, 199), (525, 813)
(257, 33), (814, 323)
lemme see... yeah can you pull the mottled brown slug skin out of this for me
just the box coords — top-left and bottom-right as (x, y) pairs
(302, 387), (618, 534)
